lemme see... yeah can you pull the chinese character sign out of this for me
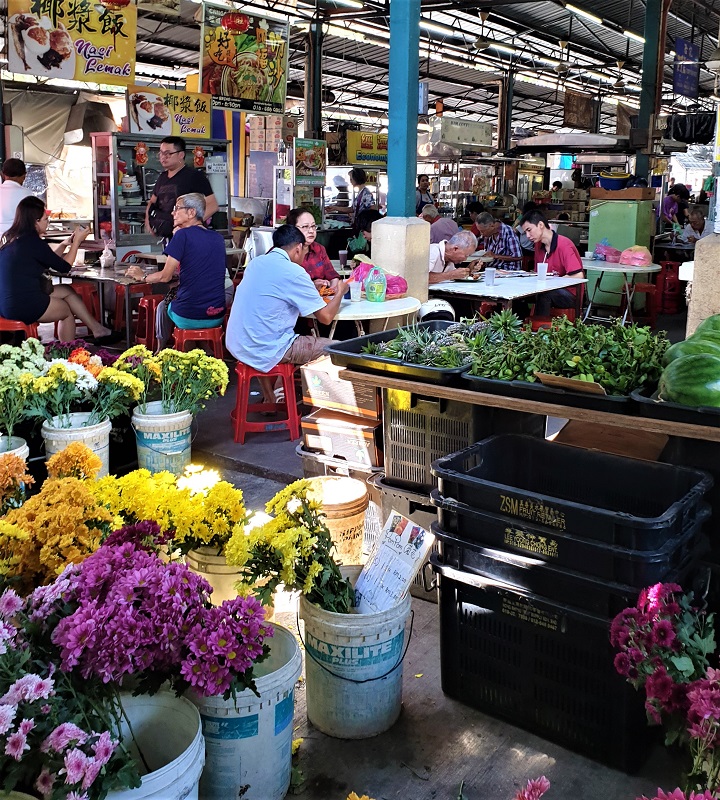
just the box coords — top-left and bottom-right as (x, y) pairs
(346, 131), (388, 166)
(8, 0), (136, 85)
(199, 3), (289, 114)
(127, 86), (212, 139)
(674, 38), (700, 99)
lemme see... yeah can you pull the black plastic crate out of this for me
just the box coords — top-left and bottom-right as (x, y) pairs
(384, 391), (546, 491)
(431, 434), (712, 548)
(464, 372), (634, 414)
(324, 320), (467, 385)
(371, 474), (438, 603)
(432, 523), (703, 618)
(296, 444), (381, 558)
(631, 386), (720, 427)
(433, 558), (654, 772)
(432, 490), (710, 583)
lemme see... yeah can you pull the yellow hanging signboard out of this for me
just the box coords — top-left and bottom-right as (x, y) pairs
(127, 86), (212, 139)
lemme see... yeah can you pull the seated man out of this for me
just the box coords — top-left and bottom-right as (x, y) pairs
(428, 230), (478, 284)
(226, 224), (350, 402)
(519, 209), (585, 317)
(474, 212), (522, 271)
(467, 200), (484, 238)
(682, 207), (712, 243)
(421, 204), (459, 244)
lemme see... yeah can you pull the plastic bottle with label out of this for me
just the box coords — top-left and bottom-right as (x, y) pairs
(365, 266), (387, 303)
(277, 141), (287, 166)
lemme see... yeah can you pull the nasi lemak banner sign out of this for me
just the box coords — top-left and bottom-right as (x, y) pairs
(8, 0), (137, 85)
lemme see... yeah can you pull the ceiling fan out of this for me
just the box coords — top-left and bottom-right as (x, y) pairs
(472, 11), (493, 51)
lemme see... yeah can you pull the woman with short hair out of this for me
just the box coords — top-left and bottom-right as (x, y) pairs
(286, 207), (340, 291)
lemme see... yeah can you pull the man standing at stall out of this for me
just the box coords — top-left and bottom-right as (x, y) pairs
(473, 212), (523, 271)
(145, 136), (218, 239)
(0, 159), (33, 238)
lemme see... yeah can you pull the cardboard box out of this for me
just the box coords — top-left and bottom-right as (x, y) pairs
(301, 356), (381, 420)
(302, 409), (383, 468)
(248, 116), (265, 130)
(552, 420), (668, 462)
(589, 187), (656, 200)
(562, 189), (588, 201)
(265, 115), (284, 129)
(265, 129), (283, 143)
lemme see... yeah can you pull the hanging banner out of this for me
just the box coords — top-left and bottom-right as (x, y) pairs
(563, 90), (598, 131)
(127, 86), (212, 138)
(346, 131), (388, 167)
(294, 138), (326, 186)
(673, 37), (700, 100)
(7, 0), (136, 85)
(199, 3), (289, 114)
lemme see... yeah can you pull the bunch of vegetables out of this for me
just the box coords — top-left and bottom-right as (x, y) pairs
(467, 316), (667, 395)
(658, 314), (720, 407)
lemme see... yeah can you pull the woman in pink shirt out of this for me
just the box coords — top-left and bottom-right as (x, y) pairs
(519, 209), (585, 317)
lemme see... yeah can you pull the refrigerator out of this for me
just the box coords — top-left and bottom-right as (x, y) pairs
(587, 200), (654, 308)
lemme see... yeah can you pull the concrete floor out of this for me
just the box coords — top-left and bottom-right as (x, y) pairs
(191, 370), (688, 800)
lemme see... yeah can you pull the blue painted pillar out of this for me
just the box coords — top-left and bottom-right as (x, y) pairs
(387, 0), (420, 217)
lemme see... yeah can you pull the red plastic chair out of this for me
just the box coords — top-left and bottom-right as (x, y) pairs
(529, 284), (584, 331)
(135, 294), (165, 351)
(231, 362), (300, 444)
(172, 326), (224, 359)
(113, 284), (155, 332)
(0, 317), (39, 340)
(620, 282), (658, 329)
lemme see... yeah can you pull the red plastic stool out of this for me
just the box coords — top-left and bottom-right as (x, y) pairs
(135, 294), (165, 350)
(621, 282), (658, 329)
(54, 282), (100, 338)
(113, 284), (155, 332)
(231, 362), (300, 444)
(173, 326), (224, 358)
(0, 317), (38, 340)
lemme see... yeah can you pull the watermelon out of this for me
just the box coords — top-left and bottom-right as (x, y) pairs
(694, 315), (720, 338)
(663, 337), (720, 366)
(658, 353), (720, 407)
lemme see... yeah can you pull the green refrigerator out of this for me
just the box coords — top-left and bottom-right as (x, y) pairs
(587, 200), (654, 308)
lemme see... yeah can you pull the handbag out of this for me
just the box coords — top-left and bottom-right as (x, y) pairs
(40, 272), (54, 295)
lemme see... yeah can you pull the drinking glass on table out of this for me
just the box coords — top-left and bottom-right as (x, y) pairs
(484, 267), (497, 286)
(537, 262), (548, 281)
(350, 280), (362, 302)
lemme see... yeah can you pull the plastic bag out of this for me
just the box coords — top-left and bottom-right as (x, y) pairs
(594, 239), (623, 263)
(350, 262), (408, 295)
(619, 246), (652, 266)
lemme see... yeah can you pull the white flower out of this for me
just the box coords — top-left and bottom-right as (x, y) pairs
(44, 360), (98, 393)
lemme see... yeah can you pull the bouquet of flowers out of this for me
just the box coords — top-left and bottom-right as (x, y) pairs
(115, 345), (229, 415)
(0, 451), (33, 515)
(0, 339), (48, 443)
(225, 479), (354, 613)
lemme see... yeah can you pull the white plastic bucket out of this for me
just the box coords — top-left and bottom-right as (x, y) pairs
(41, 413), (111, 477)
(299, 566), (412, 739)
(185, 547), (275, 619)
(189, 624), (302, 800)
(107, 692), (204, 800)
(306, 476), (369, 565)
(0, 436), (29, 462)
(132, 401), (192, 476)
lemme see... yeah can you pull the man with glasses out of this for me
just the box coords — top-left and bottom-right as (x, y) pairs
(145, 136), (218, 239)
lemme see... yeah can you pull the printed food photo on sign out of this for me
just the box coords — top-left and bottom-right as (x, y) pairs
(8, 0), (136, 85)
(129, 90), (171, 134)
(295, 145), (325, 176)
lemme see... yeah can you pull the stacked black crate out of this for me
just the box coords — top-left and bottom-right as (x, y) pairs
(430, 434), (713, 772)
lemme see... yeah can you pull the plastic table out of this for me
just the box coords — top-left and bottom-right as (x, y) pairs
(581, 259), (661, 325)
(313, 296), (421, 339)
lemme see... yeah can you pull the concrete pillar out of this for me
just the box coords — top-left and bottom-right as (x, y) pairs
(371, 217), (430, 304)
(686, 234), (720, 336)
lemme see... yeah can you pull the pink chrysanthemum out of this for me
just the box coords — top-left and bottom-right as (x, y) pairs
(5, 730), (29, 760)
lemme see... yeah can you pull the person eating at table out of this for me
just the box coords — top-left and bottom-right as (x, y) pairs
(421, 204), (459, 244)
(226, 225), (350, 406)
(428, 230), (478, 284)
(682, 207), (712, 244)
(473, 212), (523, 271)
(519, 209), (585, 317)
(0, 196), (115, 342)
(286, 207), (340, 293)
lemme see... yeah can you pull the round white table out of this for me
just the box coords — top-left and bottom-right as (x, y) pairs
(315, 296), (421, 339)
(581, 259), (661, 325)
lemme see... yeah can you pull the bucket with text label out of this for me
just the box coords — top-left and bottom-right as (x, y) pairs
(299, 565), (412, 739)
(132, 401), (192, 476)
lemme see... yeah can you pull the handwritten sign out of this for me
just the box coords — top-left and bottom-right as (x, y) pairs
(127, 85), (211, 139)
(199, 3), (289, 114)
(354, 512), (434, 614)
(8, 0), (136, 85)
(674, 37), (700, 100)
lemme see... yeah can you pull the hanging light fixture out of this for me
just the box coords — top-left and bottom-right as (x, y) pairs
(220, 11), (250, 33)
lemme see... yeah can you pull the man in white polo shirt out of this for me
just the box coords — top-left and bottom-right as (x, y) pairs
(0, 159), (33, 238)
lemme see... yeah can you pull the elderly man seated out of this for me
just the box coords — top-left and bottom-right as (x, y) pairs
(428, 230), (478, 284)
(682, 207), (712, 243)
(421, 204), (460, 244)
(474, 211), (523, 271)
(226, 224), (350, 404)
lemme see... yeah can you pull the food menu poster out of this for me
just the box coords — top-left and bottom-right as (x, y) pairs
(199, 3), (289, 114)
(294, 138), (327, 186)
(354, 512), (434, 615)
(127, 86), (212, 139)
(8, 0), (136, 85)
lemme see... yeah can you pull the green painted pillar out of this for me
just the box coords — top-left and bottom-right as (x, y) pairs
(387, 0), (420, 217)
(636, 0), (664, 177)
